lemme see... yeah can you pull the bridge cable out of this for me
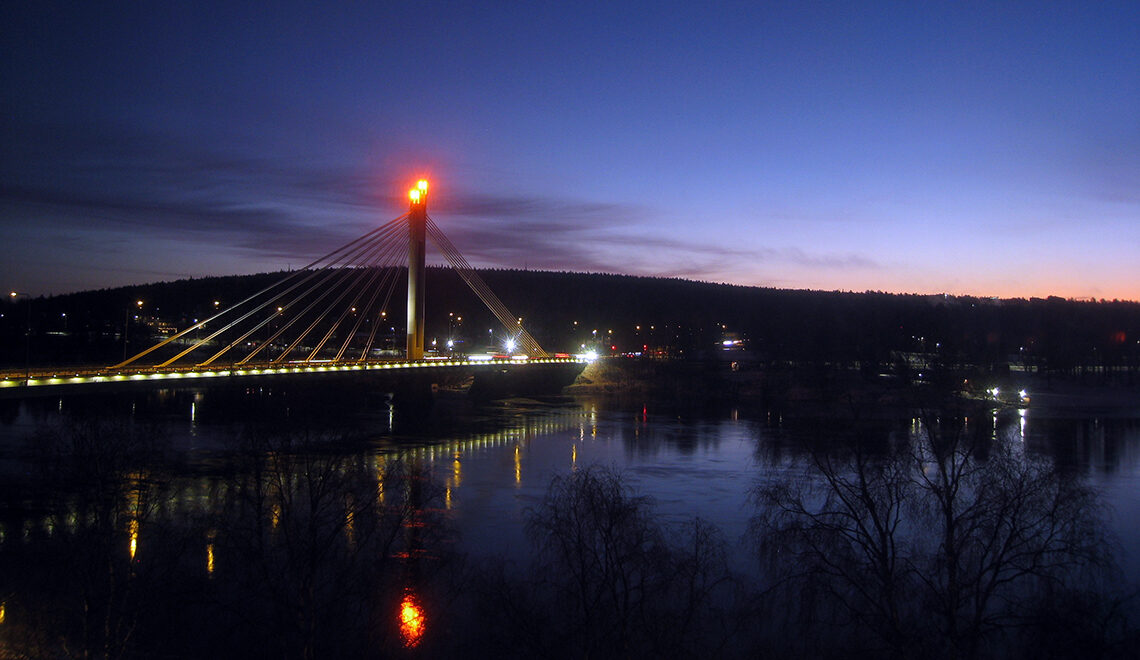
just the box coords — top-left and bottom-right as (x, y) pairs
(188, 223), (402, 366)
(235, 228), (397, 365)
(357, 260), (404, 361)
(427, 217), (546, 356)
(112, 214), (408, 369)
(271, 223), (409, 364)
(428, 220), (543, 355)
(309, 227), (410, 362)
(175, 215), (405, 366)
(333, 253), (403, 362)
(426, 218), (544, 354)
(205, 219), (406, 366)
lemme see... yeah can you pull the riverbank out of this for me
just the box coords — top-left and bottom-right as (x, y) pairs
(567, 357), (1140, 416)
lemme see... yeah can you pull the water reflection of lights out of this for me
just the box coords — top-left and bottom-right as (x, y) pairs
(345, 505), (356, 547)
(1, 407), (591, 571)
(374, 455), (387, 504)
(399, 590), (426, 647)
(1019, 408), (1027, 441)
(127, 472), (146, 560)
(128, 518), (139, 560)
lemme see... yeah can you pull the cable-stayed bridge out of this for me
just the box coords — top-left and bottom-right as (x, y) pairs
(2, 180), (588, 398)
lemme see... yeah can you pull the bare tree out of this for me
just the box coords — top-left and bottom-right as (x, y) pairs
(752, 432), (919, 658)
(752, 405), (1124, 660)
(460, 467), (747, 659)
(6, 419), (182, 660)
(909, 412), (1110, 659)
(525, 466), (668, 656)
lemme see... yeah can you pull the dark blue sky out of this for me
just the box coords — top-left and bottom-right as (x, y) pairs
(3, 1), (1137, 299)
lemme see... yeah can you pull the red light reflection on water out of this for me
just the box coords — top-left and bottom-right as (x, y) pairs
(399, 590), (426, 648)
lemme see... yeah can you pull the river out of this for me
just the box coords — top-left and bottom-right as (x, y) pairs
(1, 381), (1137, 657)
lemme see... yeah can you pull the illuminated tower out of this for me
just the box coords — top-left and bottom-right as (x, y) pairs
(406, 180), (428, 360)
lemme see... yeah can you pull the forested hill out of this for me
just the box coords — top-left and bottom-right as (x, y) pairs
(3, 268), (1138, 376)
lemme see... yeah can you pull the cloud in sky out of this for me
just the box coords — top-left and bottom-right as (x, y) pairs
(1, 119), (882, 293)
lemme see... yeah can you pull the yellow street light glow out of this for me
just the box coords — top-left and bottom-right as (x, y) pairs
(417, 179), (429, 192)
(409, 189), (421, 203)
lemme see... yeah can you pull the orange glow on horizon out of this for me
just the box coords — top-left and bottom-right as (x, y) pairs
(399, 591), (426, 647)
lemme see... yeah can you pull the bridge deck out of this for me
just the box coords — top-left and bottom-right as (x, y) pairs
(1, 356), (587, 395)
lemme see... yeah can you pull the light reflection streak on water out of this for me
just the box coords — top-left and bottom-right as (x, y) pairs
(1020, 408), (1027, 441)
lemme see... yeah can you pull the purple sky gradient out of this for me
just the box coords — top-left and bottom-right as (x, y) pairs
(2, 1), (1137, 300)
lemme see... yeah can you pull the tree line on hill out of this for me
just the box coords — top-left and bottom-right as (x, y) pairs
(2, 268), (1138, 380)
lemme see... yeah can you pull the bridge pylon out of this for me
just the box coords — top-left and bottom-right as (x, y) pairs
(406, 180), (428, 360)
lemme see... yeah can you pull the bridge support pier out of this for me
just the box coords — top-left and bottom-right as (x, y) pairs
(468, 362), (586, 399)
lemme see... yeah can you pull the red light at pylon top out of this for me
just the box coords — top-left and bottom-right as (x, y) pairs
(408, 179), (429, 204)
